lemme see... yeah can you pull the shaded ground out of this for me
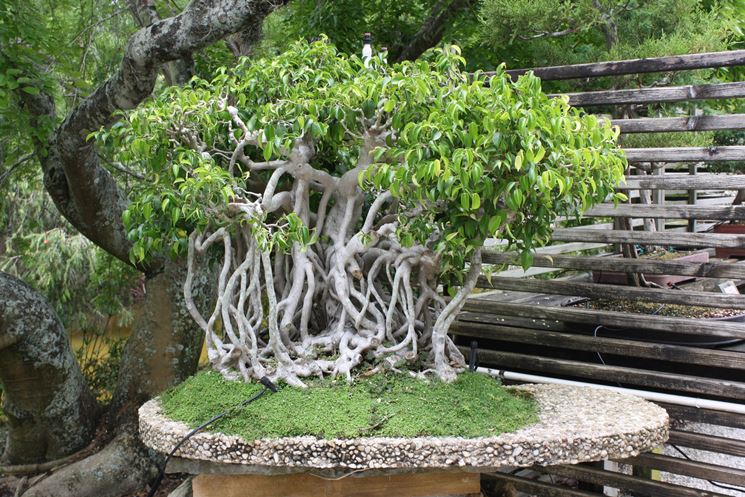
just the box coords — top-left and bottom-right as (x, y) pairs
(0, 474), (188, 497)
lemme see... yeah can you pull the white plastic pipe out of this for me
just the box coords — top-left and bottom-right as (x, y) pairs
(361, 32), (373, 67)
(477, 367), (745, 415)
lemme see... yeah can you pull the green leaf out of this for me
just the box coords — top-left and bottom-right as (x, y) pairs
(534, 146), (545, 163)
(460, 193), (470, 210)
(514, 151), (523, 171)
(487, 215), (501, 234)
(471, 192), (480, 210)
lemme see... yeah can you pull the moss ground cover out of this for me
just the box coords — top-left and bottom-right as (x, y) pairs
(160, 371), (538, 439)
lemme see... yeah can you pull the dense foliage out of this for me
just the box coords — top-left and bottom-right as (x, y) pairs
(103, 40), (625, 383)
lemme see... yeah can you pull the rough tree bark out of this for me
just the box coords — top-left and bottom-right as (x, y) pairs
(226, 0), (291, 57)
(0, 273), (98, 465)
(125, 0), (195, 86)
(110, 260), (213, 420)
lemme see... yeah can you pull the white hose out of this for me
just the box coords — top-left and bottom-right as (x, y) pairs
(478, 367), (745, 415)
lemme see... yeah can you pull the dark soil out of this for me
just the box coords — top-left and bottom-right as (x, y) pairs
(0, 474), (187, 497)
(583, 299), (743, 319)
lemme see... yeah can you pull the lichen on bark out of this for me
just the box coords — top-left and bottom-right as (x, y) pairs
(0, 272), (99, 465)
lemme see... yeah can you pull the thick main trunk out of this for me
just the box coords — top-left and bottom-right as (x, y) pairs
(109, 260), (213, 420)
(0, 273), (99, 465)
(20, 427), (157, 497)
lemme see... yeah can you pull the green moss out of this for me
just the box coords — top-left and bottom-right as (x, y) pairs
(160, 371), (538, 439)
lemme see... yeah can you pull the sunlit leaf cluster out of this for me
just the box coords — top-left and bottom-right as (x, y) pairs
(104, 39), (625, 276)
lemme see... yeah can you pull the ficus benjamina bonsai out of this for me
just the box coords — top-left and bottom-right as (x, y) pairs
(99, 38), (626, 386)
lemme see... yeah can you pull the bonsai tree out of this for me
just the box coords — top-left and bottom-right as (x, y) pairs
(106, 39), (625, 386)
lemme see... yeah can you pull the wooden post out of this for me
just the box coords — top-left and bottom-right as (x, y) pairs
(688, 163), (698, 232)
(652, 163), (665, 232)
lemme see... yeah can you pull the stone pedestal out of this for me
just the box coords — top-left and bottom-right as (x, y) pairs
(140, 383), (669, 497)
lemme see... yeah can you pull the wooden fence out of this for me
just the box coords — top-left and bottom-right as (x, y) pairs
(456, 50), (745, 496)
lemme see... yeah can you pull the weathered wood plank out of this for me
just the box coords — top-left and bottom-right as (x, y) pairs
(483, 252), (745, 278)
(669, 430), (745, 457)
(503, 50), (745, 81)
(486, 240), (610, 254)
(551, 229), (745, 248)
(657, 403), (745, 429)
(555, 82), (745, 106)
(193, 471), (481, 497)
(459, 301), (745, 339)
(449, 322), (745, 370)
(582, 203), (745, 220)
(610, 114), (745, 133)
(467, 348), (745, 399)
(621, 173), (745, 189)
(482, 473), (601, 497)
(547, 465), (731, 497)
(624, 146), (745, 163)
(457, 310), (564, 331)
(623, 453), (745, 487)
(476, 276), (745, 309)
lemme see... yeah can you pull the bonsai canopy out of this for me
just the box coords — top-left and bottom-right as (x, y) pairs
(139, 383), (668, 497)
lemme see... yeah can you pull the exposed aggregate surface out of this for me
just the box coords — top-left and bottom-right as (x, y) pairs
(139, 383), (669, 473)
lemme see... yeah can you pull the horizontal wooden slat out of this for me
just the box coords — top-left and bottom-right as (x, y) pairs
(557, 82), (745, 106)
(460, 301), (745, 339)
(624, 146), (745, 163)
(583, 203), (745, 220)
(551, 228), (745, 248)
(450, 322), (745, 370)
(658, 403), (745, 429)
(477, 276), (745, 309)
(483, 252), (745, 278)
(547, 465), (731, 497)
(610, 114), (745, 133)
(503, 50), (745, 81)
(621, 173), (745, 189)
(468, 348), (745, 399)
(623, 453), (745, 487)
(483, 473), (601, 497)
(669, 430), (745, 457)
(486, 240), (610, 254)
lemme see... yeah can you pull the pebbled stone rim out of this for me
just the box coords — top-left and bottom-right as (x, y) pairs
(139, 383), (669, 472)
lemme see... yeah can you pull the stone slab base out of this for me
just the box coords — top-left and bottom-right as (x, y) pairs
(192, 471), (482, 497)
(140, 384), (669, 471)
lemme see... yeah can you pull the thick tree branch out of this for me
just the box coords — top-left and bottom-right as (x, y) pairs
(125, 0), (194, 85)
(393, 0), (474, 62)
(19, 0), (284, 273)
(226, 0), (291, 57)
